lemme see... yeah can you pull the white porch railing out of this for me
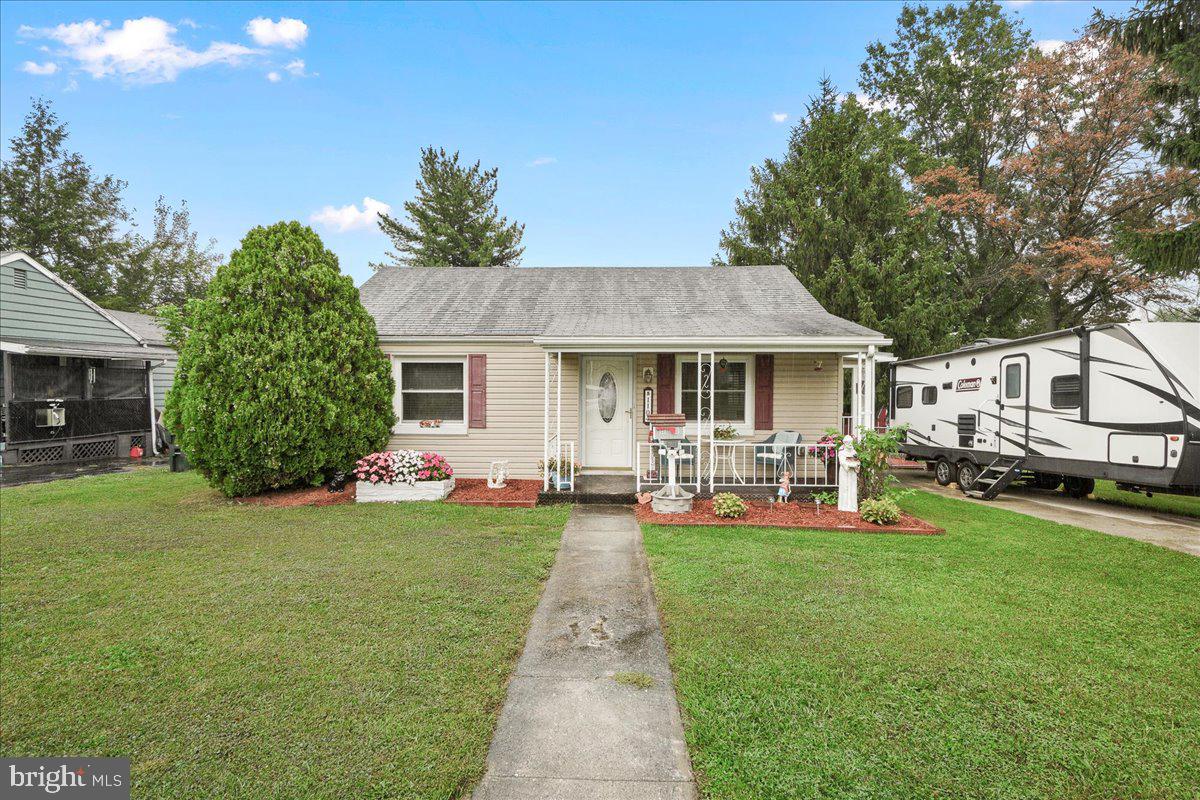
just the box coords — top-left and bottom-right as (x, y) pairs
(636, 440), (837, 492)
(546, 436), (576, 492)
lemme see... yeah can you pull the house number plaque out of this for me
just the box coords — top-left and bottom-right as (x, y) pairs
(643, 388), (653, 424)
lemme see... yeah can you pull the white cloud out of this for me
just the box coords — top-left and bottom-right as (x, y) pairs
(266, 70), (281, 83)
(771, 112), (788, 123)
(527, 156), (557, 167)
(246, 17), (308, 49)
(19, 17), (258, 85)
(1005, 1), (1033, 7)
(310, 197), (391, 233)
(1035, 39), (1067, 55)
(284, 58), (307, 76)
(20, 60), (58, 75)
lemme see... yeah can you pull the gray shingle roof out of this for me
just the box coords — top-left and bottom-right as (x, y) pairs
(360, 265), (882, 340)
(108, 310), (170, 346)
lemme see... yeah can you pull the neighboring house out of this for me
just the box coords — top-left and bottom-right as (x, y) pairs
(0, 251), (175, 466)
(108, 309), (177, 415)
(360, 265), (893, 488)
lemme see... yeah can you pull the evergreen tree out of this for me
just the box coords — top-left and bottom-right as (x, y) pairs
(110, 197), (222, 312)
(718, 81), (966, 359)
(375, 147), (524, 268)
(1092, 0), (1199, 273)
(0, 98), (129, 299)
(165, 222), (394, 497)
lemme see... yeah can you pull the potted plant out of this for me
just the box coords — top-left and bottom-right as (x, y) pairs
(354, 450), (455, 502)
(538, 456), (581, 490)
(712, 424), (740, 441)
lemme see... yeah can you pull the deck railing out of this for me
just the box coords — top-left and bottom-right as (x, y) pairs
(637, 440), (837, 492)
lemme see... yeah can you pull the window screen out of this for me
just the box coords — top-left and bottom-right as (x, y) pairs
(1050, 374), (1081, 409)
(921, 386), (937, 405)
(896, 386), (913, 408)
(399, 361), (465, 422)
(682, 361), (746, 421)
(1004, 363), (1022, 399)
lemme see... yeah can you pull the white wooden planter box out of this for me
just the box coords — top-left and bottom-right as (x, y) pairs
(356, 478), (455, 503)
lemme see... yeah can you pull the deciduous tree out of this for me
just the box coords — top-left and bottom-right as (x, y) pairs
(109, 197), (222, 312)
(915, 38), (1198, 327)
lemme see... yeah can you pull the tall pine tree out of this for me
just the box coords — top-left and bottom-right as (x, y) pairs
(374, 147), (524, 268)
(0, 98), (129, 300)
(718, 80), (966, 359)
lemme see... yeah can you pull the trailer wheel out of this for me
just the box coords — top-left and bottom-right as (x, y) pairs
(934, 459), (954, 486)
(1033, 473), (1062, 491)
(955, 461), (979, 491)
(1064, 477), (1095, 499)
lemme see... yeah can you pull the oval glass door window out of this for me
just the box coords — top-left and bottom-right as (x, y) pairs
(598, 372), (616, 423)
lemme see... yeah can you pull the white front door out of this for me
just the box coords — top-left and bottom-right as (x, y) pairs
(583, 357), (632, 468)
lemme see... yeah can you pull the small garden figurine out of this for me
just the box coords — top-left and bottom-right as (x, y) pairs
(775, 470), (792, 505)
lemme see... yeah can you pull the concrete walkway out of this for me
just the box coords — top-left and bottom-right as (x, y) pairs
(472, 505), (697, 800)
(897, 470), (1200, 556)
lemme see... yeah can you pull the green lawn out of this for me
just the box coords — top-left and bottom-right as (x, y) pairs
(643, 491), (1200, 800)
(0, 469), (568, 799)
(1091, 479), (1200, 518)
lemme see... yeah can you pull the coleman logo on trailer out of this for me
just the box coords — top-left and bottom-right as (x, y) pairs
(956, 377), (982, 392)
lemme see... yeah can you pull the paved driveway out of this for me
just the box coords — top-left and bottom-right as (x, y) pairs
(896, 470), (1200, 557)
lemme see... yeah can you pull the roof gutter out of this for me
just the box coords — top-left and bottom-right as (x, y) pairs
(532, 335), (893, 352)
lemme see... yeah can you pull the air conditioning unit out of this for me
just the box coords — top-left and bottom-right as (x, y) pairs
(36, 406), (66, 428)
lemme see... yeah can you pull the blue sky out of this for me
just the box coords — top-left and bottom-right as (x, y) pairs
(1, 1), (1134, 286)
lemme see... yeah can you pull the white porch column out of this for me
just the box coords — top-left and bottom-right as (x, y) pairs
(556, 351), (563, 486)
(696, 353), (702, 492)
(851, 353), (863, 433)
(543, 352), (550, 492)
(708, 351), (715, 491)
(865, 345), (877, 431)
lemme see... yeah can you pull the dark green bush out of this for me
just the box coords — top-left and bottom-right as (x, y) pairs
(164, 222), (394, 496)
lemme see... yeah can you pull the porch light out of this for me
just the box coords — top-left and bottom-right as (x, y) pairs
(718, 358), (728, 371)
(643, 367), (654, 384)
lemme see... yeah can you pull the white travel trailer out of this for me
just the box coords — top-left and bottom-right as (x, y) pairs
(889, 322), (1200, 500)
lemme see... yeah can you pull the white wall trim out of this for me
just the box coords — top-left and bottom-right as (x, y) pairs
(391, 354), (469, 435)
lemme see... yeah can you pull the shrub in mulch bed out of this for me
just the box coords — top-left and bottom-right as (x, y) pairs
(635, 498), (942, 535)
(446, 479), (541, 508)
(238, 483), (355, 508)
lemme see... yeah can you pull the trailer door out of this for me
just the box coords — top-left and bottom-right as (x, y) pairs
(998, 354), (1030, 457)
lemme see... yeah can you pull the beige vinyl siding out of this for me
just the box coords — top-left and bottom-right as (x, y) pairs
(381, 344), (841, 479)
(382, 341), (579, 479)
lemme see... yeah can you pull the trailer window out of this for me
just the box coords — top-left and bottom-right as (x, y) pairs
(921, 386), (937, 405)
(1050, 374), (1081, 409)
(1004, 363), (1022, 399)
(896, 386), (913, 408)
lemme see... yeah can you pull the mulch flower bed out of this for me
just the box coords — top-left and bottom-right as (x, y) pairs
(238, 483), (355, 508)
(635, 498), (942, 535)
(447, 478), (541, 508)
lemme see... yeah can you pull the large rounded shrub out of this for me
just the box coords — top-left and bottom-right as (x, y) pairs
(165, 222), (394, 496)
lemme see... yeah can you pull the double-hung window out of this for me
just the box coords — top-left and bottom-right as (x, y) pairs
(678, 356), (752, 427)
(394, 358), (467, 432)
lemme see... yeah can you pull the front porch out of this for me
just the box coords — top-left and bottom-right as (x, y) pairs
(539, 343), (889, 496)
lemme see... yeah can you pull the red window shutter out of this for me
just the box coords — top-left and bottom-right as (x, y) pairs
(468, 354), (487, 429)
(754, 354), (774, 430)
(656, 354), (675, 414)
